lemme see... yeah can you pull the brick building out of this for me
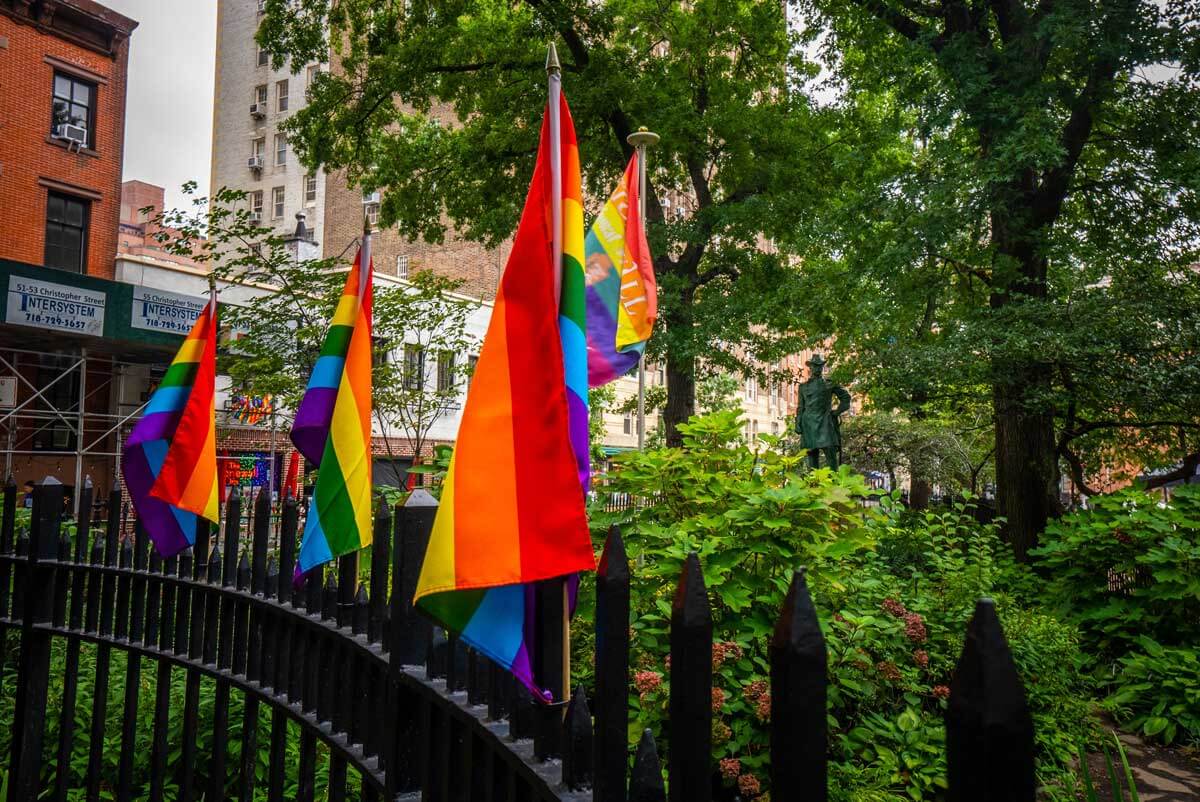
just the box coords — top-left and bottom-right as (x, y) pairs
(0, 0), (137, 279)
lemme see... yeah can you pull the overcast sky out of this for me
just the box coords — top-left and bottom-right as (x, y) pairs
(106, 0), (217, 213)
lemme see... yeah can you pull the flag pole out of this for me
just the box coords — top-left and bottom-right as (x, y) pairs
(545, 40), (572, 703)
(626, 127), (659, 449)
(547, 42), (564, 312)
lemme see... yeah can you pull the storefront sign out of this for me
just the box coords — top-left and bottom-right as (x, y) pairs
(130, 286), (206, 335)
(220, 453), (273, 490)
(5, 276), (105, 336)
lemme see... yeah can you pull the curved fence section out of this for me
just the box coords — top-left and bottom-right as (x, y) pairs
(0, 478), (587, 802)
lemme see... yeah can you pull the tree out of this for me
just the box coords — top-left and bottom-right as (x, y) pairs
(151, 186), (478, 478)
(371, 272), (480, 463)
(792, 0), (1200, 555)
(257, 0), (878, 444)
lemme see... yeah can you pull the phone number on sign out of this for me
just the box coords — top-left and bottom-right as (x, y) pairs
(16, 311), (92, 331)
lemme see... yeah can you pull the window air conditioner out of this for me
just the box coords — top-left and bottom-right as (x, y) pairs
(248, 155), (264, 170)
(54, 124), (88, 146)
(250, 103), (265, 119)
(362, 190), (381, 204)
(249, 211), (263, 223)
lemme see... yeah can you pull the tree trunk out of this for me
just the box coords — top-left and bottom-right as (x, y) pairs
(992, 378), (1060, 559)
(909, 477), (932, 510)
(664, 357), (696, 447)
(663, 277), (698, 447)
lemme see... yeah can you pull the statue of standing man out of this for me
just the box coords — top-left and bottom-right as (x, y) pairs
(795, 354), (851, 469)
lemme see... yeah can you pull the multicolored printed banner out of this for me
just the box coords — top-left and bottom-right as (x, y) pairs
(585, 155), (657, 387)
(414, 86), (595, 699)
(291, 237), (374, 579)
(122, 295), (219, 557)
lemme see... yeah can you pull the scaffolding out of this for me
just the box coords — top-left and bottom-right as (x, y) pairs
(0, 344), (154, 517)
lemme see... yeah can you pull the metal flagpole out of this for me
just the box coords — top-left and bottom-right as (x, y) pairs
(626, 127), (659, 449)
(547, 43), (564, 312)
(544, 40), (572, 703)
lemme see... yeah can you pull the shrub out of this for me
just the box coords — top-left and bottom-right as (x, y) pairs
(590, 412), (1093, 800)
(1106, 637), (1200, 746)
(1032, 485), (1200, 659)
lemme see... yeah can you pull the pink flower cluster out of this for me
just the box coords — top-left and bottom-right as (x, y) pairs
(904, 613), (927, 644)
(881, 597), (908, 617)
(913, 649), (929, 669)
(719, 757), (742, 780)
(634, 670), (663, 696)
(738, 774), (761, 797)
(932, 684), (951, 700)
(712, 687), (726, 713)
(713, 720), (732, 744)
(712, 641), (745, 669)
(877, 660), (902, 682)
(743, 679), (769, 702)
(754, 693), (771, 721)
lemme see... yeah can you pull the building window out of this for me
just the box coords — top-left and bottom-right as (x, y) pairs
(437, 351), (456, 392)
(44, 192), (89, 273)
(307, 64), (319, 86)
(365, 203), (379, 226)
(657, 365), (665, 386)
(396, 255), (409, 279)
(276, 79), (289, 112)
(254, 84), (267, 106)
(467, 354), (479, 386)
(250, 190), (264, 218)
(745, 376), (757, 402)
(51, 72), (96, 148)
(271, 186), (285, 219)
(257, 46), (269, 67)
(771, 421), (779, 435)
(304, 173), (317, 204)
(274, 133), (287, 166)
(623, 414), (632, 435)
(404, 345), (424, 390)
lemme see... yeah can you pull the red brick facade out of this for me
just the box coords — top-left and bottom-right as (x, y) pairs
(0, 0), (137, 279)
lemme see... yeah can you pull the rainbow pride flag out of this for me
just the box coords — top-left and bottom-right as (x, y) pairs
(291, 235), (374, 579)
(122, 292), (219, 558)
(414, 85), (595, 699)
(585, 155), (657, 387)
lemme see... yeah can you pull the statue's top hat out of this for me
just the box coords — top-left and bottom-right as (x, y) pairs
(806, 353), (827, 368)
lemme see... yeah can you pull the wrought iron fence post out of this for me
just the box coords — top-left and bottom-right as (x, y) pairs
(668, 552), (712, 802)
(8, 476), (64, 802)
(562, 685), (594, 789)
(594, 525), (631, 802)
(629, 728), (666, 802)
(770, 567), (828, 801)
(386, 489), (438, 797)
(946, 599), (1035, 802)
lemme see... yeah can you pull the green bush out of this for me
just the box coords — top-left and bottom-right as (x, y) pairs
(1032, 486), (1200, 658)
(1106, 637), (1200, 746)
(1032, 485), (1200, 746)
(589, 411), (1093, 800)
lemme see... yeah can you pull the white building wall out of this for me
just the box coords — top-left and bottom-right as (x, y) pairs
(211, 0), (327, 245)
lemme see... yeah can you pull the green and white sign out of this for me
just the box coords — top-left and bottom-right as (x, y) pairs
(5, 275), (106, 336)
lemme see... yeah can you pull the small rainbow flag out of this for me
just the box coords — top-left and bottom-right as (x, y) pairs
(585, 155), (657, 387)
(414, 83), (595, 699)
(122, 291), (219, 558)
(291, 235), (374, 579)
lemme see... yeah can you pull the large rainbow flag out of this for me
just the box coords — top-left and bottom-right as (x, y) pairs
(414, 84), (595, 699)
(291, 235), (374, 579)
(585, 155), (657, 387)
(122, 292), (219, 558)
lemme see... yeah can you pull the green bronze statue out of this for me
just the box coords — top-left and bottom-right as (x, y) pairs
(795, 354), (851, 469)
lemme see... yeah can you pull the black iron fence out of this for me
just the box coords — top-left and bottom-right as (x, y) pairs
(0, 476), (1036, 801)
